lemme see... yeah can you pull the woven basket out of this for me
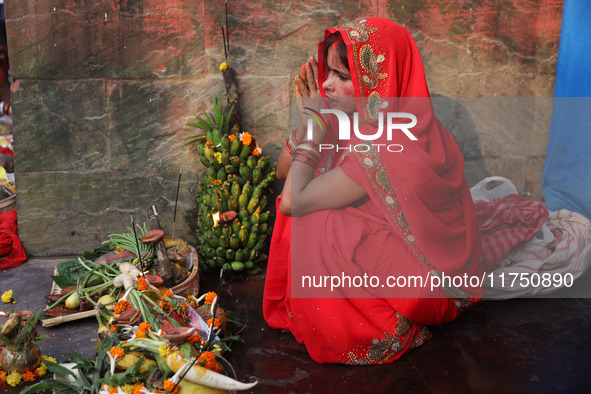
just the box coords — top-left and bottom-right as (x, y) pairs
(0, 194), (15, 214)
(170, 248), (200, 298)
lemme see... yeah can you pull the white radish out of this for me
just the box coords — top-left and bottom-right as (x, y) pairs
(165, 352), (257, 390)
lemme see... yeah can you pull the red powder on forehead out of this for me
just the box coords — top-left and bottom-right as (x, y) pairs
(322, 32), (349, 71)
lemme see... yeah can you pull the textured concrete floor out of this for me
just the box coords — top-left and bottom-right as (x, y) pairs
(1, 257), (590, 393)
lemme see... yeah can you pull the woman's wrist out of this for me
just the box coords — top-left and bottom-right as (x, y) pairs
(292, 141), (321, 168)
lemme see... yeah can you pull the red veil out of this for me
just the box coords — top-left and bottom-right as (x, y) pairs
(264, 18), (481, 364)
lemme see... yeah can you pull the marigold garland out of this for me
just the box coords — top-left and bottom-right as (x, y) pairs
(41, 355), (57, 363)
(6, 371), (22, 387)
(36, 363), (48, 377)
(22, 370), (35, 382)
(114, 300), (131, 314)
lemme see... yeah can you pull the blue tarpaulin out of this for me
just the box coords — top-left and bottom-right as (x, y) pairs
(542, 0), (591, 219)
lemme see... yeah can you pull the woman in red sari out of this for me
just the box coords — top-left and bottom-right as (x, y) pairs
(263, 17), (482, 364)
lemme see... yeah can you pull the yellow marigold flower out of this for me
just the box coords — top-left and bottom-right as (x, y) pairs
(41, 355), (57, 363)
(158, 344), (173, 357)
(6, 371), (22, 387)
(212, 343), (222, 355)
(22, 370), (36, 382)
(36, 363), (48, 377)
(241, 132), (252, 146)
(2, 289), (13, 303)
(214, 152), (222, 164)
(219, 62), (229, 72)
(108, 346), (125, 358)
(204, 291), (217, 306)
(115, 246), (125, 254)
(121, 384), (135, 393)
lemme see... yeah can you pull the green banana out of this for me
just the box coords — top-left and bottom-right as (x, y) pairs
(231, 261), (245, 271)
(247, 156), (257, 171)
(230, 135), (241, 156)
(252, 167), (262, 184)
(239, 164), (252, 182)
(239, 143), (251, 159)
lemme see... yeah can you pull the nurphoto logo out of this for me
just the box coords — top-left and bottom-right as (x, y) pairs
(304, 107), (418, 152)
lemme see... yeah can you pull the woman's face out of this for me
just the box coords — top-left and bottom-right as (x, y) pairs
(322, 45), (356, 114)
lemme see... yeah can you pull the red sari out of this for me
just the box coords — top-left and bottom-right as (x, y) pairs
(263, 18), (482, 364)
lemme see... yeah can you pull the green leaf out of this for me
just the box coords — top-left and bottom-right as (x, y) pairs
(43, 360), (78, 379)
(0, 333), (14, 345)
(19, 379), (80, 394)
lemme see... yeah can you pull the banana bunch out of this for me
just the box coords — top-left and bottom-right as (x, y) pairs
(187, 97), (275, 275)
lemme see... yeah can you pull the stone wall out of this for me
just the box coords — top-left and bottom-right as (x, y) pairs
(6, 0), (563, 255)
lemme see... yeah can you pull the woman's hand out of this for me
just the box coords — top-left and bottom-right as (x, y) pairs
(293, 57), (326, 144)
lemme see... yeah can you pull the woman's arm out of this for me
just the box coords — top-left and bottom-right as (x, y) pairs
(280, 163), (367, 216)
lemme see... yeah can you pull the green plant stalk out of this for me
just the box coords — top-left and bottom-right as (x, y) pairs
(128, 289), (160, 331)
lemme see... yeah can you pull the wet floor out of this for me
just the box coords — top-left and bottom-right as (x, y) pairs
(1, 257), (590, 393)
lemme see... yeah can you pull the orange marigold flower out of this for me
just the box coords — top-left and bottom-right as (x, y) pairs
(0, 370), (6, 383)
(197, 351), (221, 373)
(114, 300), (131, 314)
(163, 379), (179, 393)
(22, 370), (35, 382)
(204, 141), (214, 147)
(135, 329), (147, 339)
(187, 334), (206, 346)
(161, 289), (173, 300)
(136, 277), (148, 291)
(133, 384), (146, 394)
(241, 132), (252, 146)
(132, 384), (145, 394)
(109, 389), (118, 394)
(109, 325), (117, 333)
(207, 318), (221, 328)
(139, 321), (152, 332)
(211, 179), (222, 186)
(204, 291), (217, 306)
(229, 135), (236, 142)
(108, 346), (125, 358)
